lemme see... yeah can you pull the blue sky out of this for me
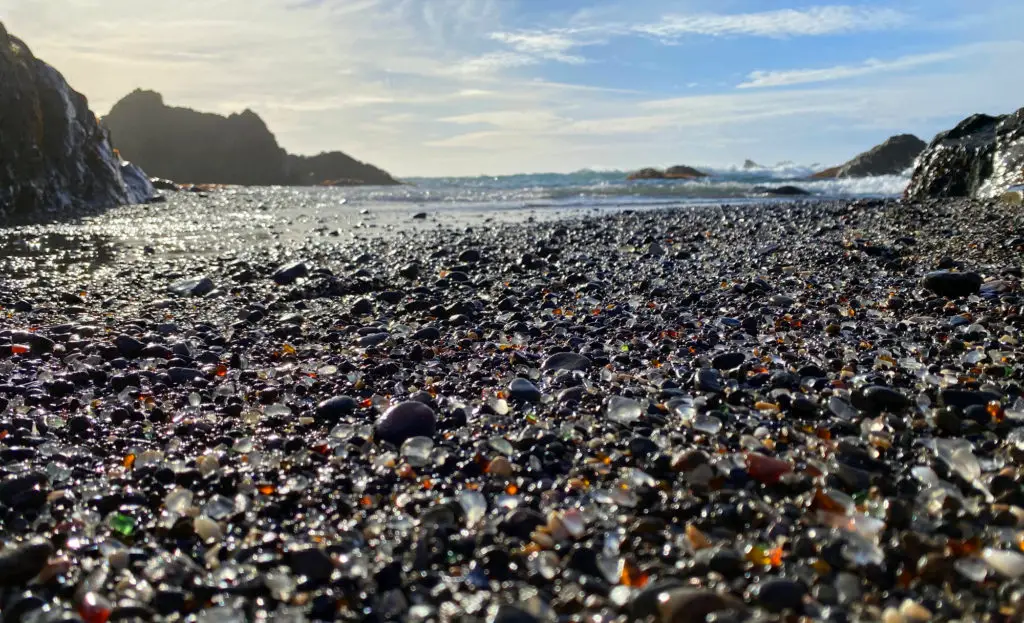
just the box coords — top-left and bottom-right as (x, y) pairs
(2, 0), (1023, 176)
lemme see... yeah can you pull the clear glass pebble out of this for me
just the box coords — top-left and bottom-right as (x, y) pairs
(607, 396), (642, 424)
(400, 436), (434, 467)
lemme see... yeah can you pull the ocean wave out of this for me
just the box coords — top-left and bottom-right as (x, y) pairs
(287, 169), (909, 208)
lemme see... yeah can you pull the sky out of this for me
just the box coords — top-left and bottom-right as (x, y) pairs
(2, 0), (1023, 177)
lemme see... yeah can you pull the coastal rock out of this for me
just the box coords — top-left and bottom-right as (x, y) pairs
(751, 185), (811, 196)
(103, 90), (399, 187)
(905, 109), (1024, 200)
(287, 152), (399, 187)
(628, 165), (708, 180)
(121, 162), (157, 205)
(812, 134), (926, 179)
(742, 159), (763, 170)
(0, 23), (152, 220)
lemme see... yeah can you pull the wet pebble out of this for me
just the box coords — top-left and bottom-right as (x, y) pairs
(375, 401), (437, 445)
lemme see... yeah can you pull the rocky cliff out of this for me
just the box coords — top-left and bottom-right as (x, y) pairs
(905, 110), (1024, 201)
(811, 134), (926, 179)
(0, 22), (149, 220)
(103, 90), (399, 187)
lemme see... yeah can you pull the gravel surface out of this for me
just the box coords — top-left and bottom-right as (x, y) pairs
(1, 193), (1024, 622)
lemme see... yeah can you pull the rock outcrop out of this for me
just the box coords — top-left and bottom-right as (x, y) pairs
(287, 152), (397, 187)
(751, 185), (810, 196)
(742, 159), (763, 170)
(811, 134), (926, 179)
(103, 90), (399, 187)
(905, 110), (1024, 201)
(628, 165), (708, 180)
(0, 22), (151, 220)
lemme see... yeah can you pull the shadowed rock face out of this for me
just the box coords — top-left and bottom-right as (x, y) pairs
(286, 152), (398, 187)
(905, 110), (1024, 201)
(103, 90), (399, 187)
(0, 22), (141, 220)
(811, 134), (926, 179)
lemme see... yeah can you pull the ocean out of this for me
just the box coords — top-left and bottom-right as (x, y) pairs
(371, 165), (909, 210)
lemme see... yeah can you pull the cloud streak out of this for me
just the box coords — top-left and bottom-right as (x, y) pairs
(739, 51), (959, 88)
(739, 41), (1024, 88)
(462, 5), (908, 70)
(635, 6), (906, 40)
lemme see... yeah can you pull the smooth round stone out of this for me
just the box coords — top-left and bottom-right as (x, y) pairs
(983, 548), (1024, 578)
(922, 270), (982, 298)
(316, 396), (357, 421)
(412, 326), (441, 341)
(0, 538), (53, 585)
(852, 385), (911, 413)
(375, 402), (437, 445)
(711, 352), (744, 370)
(940, 389), (1001, 408)
(459, 249), (482, 263)
(288, 547), (335, 582)
(633, 585), (745, 623)
(749, 578), (807, 613)
(541, 352), (592, 372)
(488, 605), (539, 623)
(508, 378), (541, 403)
(272, 261), (309, 285)
(169, 277), (215, 297)
(694, 369), (724, 393)
(357, 332), (389, 347)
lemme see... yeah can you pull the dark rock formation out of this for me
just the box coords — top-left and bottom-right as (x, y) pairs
(120, 162), (156, 205)
(905, 110), (1024, 201)
(628, 165), (708, 180)
(812, 134), (926, 179)
(0, 22), (151, 220)
(742, 159), (763, 170)
(103, 90), (399, 187)
(751, 185), (811, 196)
(287, 152), (397, 187)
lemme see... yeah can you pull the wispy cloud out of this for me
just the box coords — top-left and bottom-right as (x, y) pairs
(461, 5), (908, 71)
(635, 6), (906, 40)
(739, 51), (958, 88)
(739, 41), (1024, 88)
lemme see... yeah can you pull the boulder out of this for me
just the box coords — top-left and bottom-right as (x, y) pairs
(628, 165), (708, 180)
(905, 109), (1024, 201)
(812, 134), (926, 179)
(0, 22), (152, 220)
(103, 90), (400, 187)
(751, 185), (811, 196)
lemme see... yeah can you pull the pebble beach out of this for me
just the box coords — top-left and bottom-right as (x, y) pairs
(2, 191), (1024, 622)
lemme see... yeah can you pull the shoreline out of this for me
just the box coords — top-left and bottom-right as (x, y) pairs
(1, 194), (1023, 621)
